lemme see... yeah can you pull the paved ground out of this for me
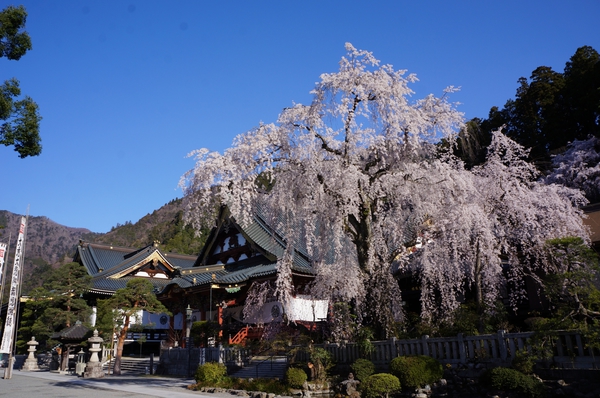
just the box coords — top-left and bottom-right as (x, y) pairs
(0, 369), (232, 398)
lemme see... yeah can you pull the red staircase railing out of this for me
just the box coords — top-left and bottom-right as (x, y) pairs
(229, 326), (264, 345)
(229, 326), (249, 345)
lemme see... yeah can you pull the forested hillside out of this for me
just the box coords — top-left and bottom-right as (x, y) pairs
(92, 198), (209, 255)
(0, 198), (208, 295)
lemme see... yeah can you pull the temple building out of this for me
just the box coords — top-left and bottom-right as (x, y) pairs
(74, 206), (322, 349)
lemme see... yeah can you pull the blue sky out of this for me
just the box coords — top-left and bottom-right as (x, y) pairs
(1, 1), (599, 233)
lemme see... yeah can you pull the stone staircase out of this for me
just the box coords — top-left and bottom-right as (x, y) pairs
(103, 357), (153, 374)
(228, 356), (288, 380)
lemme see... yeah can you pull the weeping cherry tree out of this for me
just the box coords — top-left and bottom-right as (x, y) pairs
(406, 131), (589, 326)
(181, 43), (465, 337)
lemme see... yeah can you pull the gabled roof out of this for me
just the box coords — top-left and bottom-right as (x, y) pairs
(74, 241), (198, 295)
(195, 206), (314, 276)
(51, 322), (90, 342)
(75, 204), (317, 297)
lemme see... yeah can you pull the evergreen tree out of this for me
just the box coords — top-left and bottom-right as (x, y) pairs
(106, 279), (169, 375)
(0, 5), (42, 158)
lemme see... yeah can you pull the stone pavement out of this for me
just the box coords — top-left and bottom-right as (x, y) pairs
(0, 370), (232, 398)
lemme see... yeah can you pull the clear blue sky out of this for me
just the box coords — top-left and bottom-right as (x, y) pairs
(1, 1), (599, 233)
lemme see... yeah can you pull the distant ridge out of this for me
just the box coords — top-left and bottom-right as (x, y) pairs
(0, 198), (207, 295)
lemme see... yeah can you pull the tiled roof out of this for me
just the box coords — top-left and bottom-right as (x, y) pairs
(75, 205), (316, 296)
(51, 322), (90, 342)
(197, 206), (315, 275)
(75, 242), (198, 295)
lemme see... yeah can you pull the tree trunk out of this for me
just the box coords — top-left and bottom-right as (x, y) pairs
(474, 239), (485, 333)
(348, 199), (374, 274)
(113, 326), (129, 375)
(60, 345), (71, 372)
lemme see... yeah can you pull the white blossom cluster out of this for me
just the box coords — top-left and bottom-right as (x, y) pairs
(546, 136), (600, 203)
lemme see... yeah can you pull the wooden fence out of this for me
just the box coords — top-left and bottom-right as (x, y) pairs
(295, 330), (600, 370)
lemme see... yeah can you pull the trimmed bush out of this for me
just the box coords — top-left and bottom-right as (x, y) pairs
(351, 358), (375, 382)
(286, 367), (308, 389)
(361, 373), (401, 398)
(512, 351), (535, 375)
(194, 362), (227, 384)
(389, 355), (443, 389)
(482, 367), (545, 398)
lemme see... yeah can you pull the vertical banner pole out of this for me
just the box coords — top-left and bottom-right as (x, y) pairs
(1, 214), (28, 379)
(0, 234), (10, 307)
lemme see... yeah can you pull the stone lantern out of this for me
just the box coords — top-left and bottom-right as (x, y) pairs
(83, 329), (104, 378)
(21, 336), (39, 371)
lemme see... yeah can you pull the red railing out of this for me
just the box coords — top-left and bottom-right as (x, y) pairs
(229, 326), (249, 345)
(229, 326), (265, 345)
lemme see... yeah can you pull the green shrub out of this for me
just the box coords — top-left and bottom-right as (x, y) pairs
(361, 373), (401, 398)
(512, 351), (536, 375)
(244, 378), (288, 395)
(286, 367), (307, 388)
(309, 347), (334, 382)
(482, 367), (545, 398)
(194, 362), (227, 384)
(351, 358), (375, 382)
(390, 355), (443, 389)
(193, 377), (288, 394)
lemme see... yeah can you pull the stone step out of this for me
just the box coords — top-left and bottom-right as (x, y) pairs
(102, 357), (153, 374)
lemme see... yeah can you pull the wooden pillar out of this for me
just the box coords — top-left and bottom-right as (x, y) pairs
(218, 306), (223, 338)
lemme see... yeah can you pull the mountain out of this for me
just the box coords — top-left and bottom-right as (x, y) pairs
(0, 198), (208, 295)
(92, 198), (208, 255)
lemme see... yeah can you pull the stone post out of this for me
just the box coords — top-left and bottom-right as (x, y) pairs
(21, 337), (39, 371)
(83, 329), (104, 378)
(457, 333), (466, 364)
(497, 330), (508, 361)
(421, 335), (430, 356)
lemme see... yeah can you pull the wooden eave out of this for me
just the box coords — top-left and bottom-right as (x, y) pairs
(108, 250), (177, 279)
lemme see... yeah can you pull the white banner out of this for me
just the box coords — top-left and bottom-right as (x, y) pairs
(0, 217), (26, 354)
(0, 242), (6, 286)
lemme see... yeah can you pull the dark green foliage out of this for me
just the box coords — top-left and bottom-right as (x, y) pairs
(192, 371), (288, 395)
(351, 358), (375, 382)
(190, 321), (220, 347)
(0, 5), (31, 60)
(43, 262), (92, 327)
(94, 298), (119, 342)
(454, 118), (492, 168)
(241, 378), (288, 395)
(361, 373), (401, 398)
(16, 262), (92, 353)
(356, 327), (375, 357)
(482, 367), (545, 398)
(195, 362), (227, 384)
(390, 355), (443, 389)
(398, 300), (511, 339)
(108, 279), (170, 375)
(512, 351), (536, 375)
(308, 347), (334, 382)
(97, 199), (208, 255)
(285, 367), (307, 388)
(0, 5), (41, 158)
(477, 46), (600, 171)
(534, 237), (600, 352)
